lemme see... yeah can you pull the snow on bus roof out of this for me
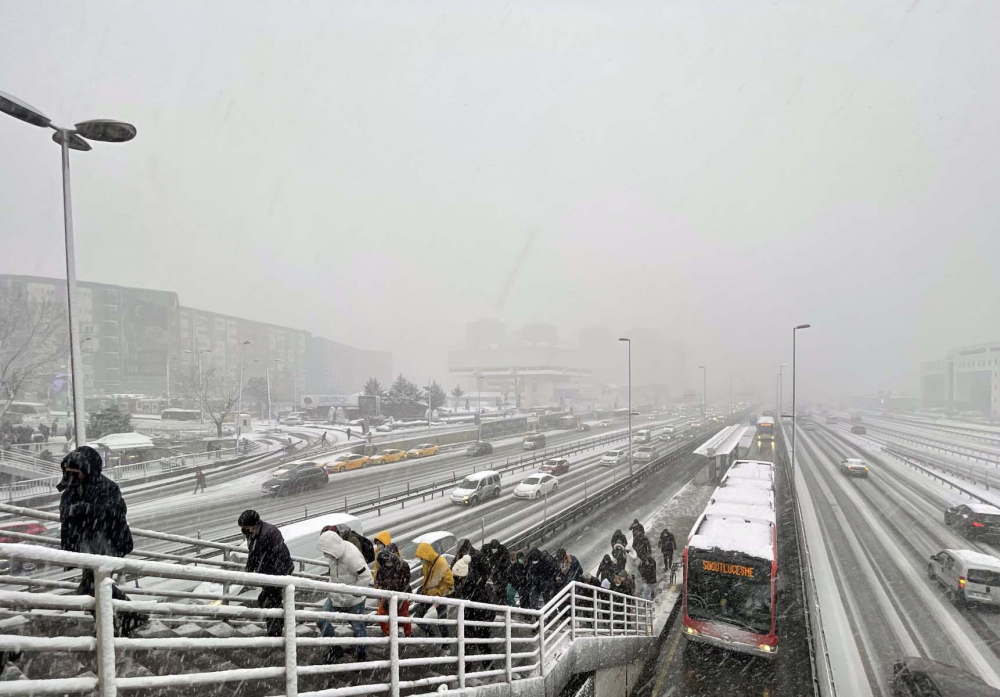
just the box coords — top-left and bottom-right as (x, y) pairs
(704, 501), (776, 524)
(720, 477), (774, 491)
(710, 485), (775, 508)
(689, 514), (774, 561)
(723, 460), (775, 483)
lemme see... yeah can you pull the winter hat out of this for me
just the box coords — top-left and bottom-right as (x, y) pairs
(238, 510), (261, 527)
(629, 519), (644, 533)
(61, 446), (104, 476)
(452, 554), (472, 578)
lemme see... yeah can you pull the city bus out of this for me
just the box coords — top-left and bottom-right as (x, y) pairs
(756, 416), (775, 443)
(682, 470), (778, 657)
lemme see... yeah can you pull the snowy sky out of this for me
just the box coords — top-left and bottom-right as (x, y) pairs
(1, 0), (998, 399)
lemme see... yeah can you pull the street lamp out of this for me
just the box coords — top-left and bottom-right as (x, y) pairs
(253, 358), (279, 427)
(0, 90), (136, 447)
(792, 324), (811, 489)
(236, 341), (251, 445)
(698, 366), (707, 423)
(778, 364), (787, 416)
(619, 338), (632, 476)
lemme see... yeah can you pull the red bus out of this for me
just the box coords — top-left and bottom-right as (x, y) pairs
(682, 465), (778, 658)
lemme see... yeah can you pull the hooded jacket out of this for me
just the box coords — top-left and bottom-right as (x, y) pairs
(526, 548), (561, 603)
(597, 554), (617, 584)
(637, 548), (657, 584)
(415, 542), (453, 598)
(483, 539), (511, 586)
(556, 554), (584, 589)
(317, 530), (372, 606)
(245, 521), (294, 578)
(372, 530), (392, 579)
(375, 546), (411, 593)
(453, 552), (496, 622)
(659, 530), (676, 554)
(610, 529), (627, 549)
(58, 447), (134, 559)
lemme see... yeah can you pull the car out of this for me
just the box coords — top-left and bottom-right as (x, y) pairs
(630, 410), (641, 416)
(450, 471), (502, 505)
(648, 414), (657, 421)
(407, 443), (441, 458)
(659, 432), (675, 442)
(368, 448), (408, 466)
(803, 421), (816, 431)
(539, 457), (570, 475)
(850, 425), (867, 435)
(465, 441), (493, 457)
(850, 414), (863, 423)
(601, 449), (627, 466)
(513, 473), (559, 499)
(325, 453), (369, 473)
(282, 416), (303, 426)
(0, 521), (48, 574)
(633, 445), (655, 462)
(892, 656), (1000, 696)
(840, 458), (869, 478)
(261, 463), (328, 496)
(635, 429), (652, 444)
(522, 433), (546, 450)
(597, 420), (612, 428)
(825, 417), (837, 424)
(945, 503), (1000, 540)
(575, 423), (592, 432)
(927, 549), (1000, 609)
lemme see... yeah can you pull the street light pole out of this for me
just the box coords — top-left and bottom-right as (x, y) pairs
(0, 91), (137, 448)
(792, 324), (811, 494)
(236, 340), (251, 446)
(619, 338), (632, 476)
(779, 364), (787, 416)
(699, 365), (707, 423)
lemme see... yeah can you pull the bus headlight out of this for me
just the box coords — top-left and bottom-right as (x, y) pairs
(683, 625), (698, 635)
(757, 643), (773, 653)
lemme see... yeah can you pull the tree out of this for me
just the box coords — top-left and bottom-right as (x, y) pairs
(451, 384), (465, 409)
(179, 366), (241, 437)
(0, 285), (66, 422)
(385, 374), (422, 406)
(364, 377), (386, 397)
(88, 404), (134, 440)
(426, 381), (447, 411)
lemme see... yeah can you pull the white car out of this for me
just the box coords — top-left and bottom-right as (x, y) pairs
(282, 416), (303, 426)
(601, 449), (627, 466)
(513, 473), (559, 499)
(598, 420), (612, 427)
(633, 446), (654, 462)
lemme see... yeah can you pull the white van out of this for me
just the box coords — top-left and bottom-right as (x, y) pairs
(601, 449), (627, 466)
(928, 548), (1000, 607)
(450, 470), (502, 505)
(635, 429), (652, 444)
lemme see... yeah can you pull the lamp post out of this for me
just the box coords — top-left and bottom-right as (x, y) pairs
(778, 364), (787, 416)
(619, 338), (632, 476)
(474, 372), (483, 440)
(699, 365), (707, 423)
(254, 359), (278, 427)
(792, 324), (811, 493)
(185, 349), (211, 423)
(236, 341), (251, 445)
(0, 91), (136, 447)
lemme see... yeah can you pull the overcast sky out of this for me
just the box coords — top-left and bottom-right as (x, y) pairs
(2, 0), (998, 402)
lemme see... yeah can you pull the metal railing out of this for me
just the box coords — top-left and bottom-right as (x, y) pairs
(0, 446), (61, 477)
(0, 440), (264, 502)
(0, 543), (652, 697)
(856, 422), (1000, 467)
(882, 446), (998, 504)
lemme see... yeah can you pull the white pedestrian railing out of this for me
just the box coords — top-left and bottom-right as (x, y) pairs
(0, 543), (653, 697)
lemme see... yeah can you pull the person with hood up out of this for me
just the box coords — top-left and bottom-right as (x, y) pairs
(554, 547), (584, 590)
(636, 546), (657, 600)
(411, 542), (454, 644)
(483, 539), (511, 590)
(316, 530), (373, 662)
(508, 550), (529, 607)
(610, 529), (627, 549)
(335, 524), (375, 564)
(452, 552), (497, 666)
(525, 548), (560, 608)
(597, 554), (617, 586)
(659, 528), (677, 571)
(609, 568), (636, 629)
(374, 543), (413, 638)
(371, 530), (392, 580)
(612, 543), (628, 574)
(239, 510), (294, 637)
(58, 446), (146, 637)
(630, 520), (652, 560)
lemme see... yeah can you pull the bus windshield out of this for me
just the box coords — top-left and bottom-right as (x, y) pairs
(757, 422), (774, 437)
(686, 550), (773, 634)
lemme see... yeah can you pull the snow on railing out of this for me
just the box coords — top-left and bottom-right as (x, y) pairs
(0, 543), (652, 697)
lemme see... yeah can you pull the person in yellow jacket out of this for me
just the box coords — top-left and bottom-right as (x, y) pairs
(411, 542), (454, 644)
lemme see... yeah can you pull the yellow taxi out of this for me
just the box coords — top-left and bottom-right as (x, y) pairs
(406, 443), (440, 458)
(368, 449), (408, 466)
(325, 452), (369, 473)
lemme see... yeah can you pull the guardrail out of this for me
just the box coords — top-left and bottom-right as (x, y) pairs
(858, 423), (1000, 467)
(0, 440), (266, 503)
(0, 543), (652, 697)
(885, 415), (1000, 446)
(0, 446), (61, 477)
(882, 446), (998, 504)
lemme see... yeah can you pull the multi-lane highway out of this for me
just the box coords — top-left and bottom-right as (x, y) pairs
(791, 419), (1000, 696)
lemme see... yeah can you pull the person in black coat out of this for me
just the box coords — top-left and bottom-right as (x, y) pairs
(554, 548), (584, 590)
(483, 539), (511, 590)
(597, 554), (617, 585)
(452, 551), (497, 665)
(526, 548), (560, 609)
(659, 529), (676, 570)
(58, 446), (145, 636)
(610, 529), (627, 549)
(239, 509), (294, 636)
(508, 550), (530, 607)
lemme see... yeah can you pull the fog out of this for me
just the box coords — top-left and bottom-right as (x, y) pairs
(2, 0), (999, 402)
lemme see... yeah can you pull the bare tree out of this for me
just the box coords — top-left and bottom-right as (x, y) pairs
(0, 285), (66, 422)
(179, 365), (241, 438)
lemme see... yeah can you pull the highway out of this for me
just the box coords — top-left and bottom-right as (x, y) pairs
(791, 421), (1000, 696)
